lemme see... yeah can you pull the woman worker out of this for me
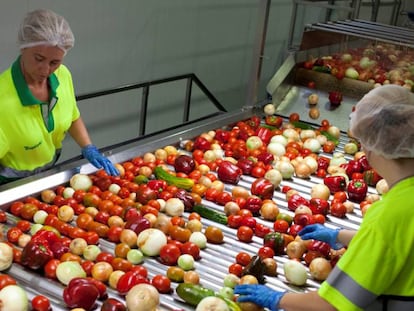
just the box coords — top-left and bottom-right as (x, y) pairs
(235, 84), (414, 310)
(0, 9), (118, 185)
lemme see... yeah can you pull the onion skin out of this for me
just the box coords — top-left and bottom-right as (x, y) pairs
(309, 257), (332, 281)
(126, 284), (160, 311)
(0, 285), (29, 311)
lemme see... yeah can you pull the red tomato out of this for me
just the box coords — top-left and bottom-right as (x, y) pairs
(237, 226), (254, 243)
(273, 219), (290, 233)
(227, 214), (242, 229)
(96, 252), (115, 264)
(180, 242), (201, 260)
(251, 166), (266, 178)
(330, 202), (347, 218)
(7, 227), (23, 244)
(289, 112), (300, 122)
(257, 246), (275, 259)
(151, 274), (172, 294)
(31, 295), (51, 311)
(129, 265), (148, 278)
(255, 223), (272, 238)
(0, 274), (17, 290)
(240, 216), (257, 229)
(159, 244), (181, 266)
(44, 259), (60, 279)
(16, 220), (31, 232)
(228, 263), (243, 277)
(333, 191), (348, 203)
(235, 252), (251, 266)
(215, 191), (233, 206)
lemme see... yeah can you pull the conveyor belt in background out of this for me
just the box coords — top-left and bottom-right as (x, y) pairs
(304, 19), (414, 48)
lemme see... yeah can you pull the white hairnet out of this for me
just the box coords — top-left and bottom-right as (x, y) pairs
(349, 84), (414, 159)
(18, 9), (74, 53)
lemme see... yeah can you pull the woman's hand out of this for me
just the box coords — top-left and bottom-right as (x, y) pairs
(81, 144), (119, 176)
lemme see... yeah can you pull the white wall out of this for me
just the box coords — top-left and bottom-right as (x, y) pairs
(1, 0), (411, 162)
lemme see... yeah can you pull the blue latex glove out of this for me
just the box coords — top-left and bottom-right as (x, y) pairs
(299, 224), (342, 249)
(234, 284), (285, 311)
(81, 144), (119, 176)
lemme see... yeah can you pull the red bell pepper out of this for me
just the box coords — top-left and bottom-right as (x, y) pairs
(265, 115), (283, 128)
(357, 155), (371, 171)
(21, 240), (54, 270)
(309, 198), (330, 215)
(317, 156), (330, 171)
(345, 159), (363, 179)
(237, 158), (254, 175)
(293, 213), (315, 227)
(347, 179), (368, 203)
(307, 240), (331, 257)
(63, 277), (101, 310)
(246, 115), (261, 129)
(147, 179), (168, 192)
(256, 152), (274, 165)
(323, 175), (347, 194)
(244, 195), (263, 215)
(255, 127), (273, 144)
(215, 129), (230, 143)
(217, 161), (243, 184)
(287, 194), (309, 212)
(251, 178), (275, 200)
(193, 136), (211, 151)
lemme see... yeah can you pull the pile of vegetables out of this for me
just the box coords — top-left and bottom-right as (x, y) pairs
(0, 111), (385, 310)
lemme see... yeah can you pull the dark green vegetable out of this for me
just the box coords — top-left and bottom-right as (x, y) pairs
(290, 121), (314, 130)
(193, 205), (228, 225)
(320, 130), (339, 145)
(176, 283), (215, 306)
(241, 255), (266, 284)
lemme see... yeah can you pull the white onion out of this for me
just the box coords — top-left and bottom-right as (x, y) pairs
(316, 134), (327, 146)
(310, 184), (330, 200)
(274, 161), (295, 179)
(164, 198), (185, 217)
(283, 128), (300, 141)
(264, 169), (283, 187)
(327, 126), (341, 139)
(137, 228), (167, 256)
(303, 156), (318, 173)
(267, 142), (286, 157)
(303, 138), (321, 153)
(283, 260), (308, 286)
(376, 179), (389, 195)
(263, 103), (276, 115)
(69, 173), (92, 191)
(300, 129), (316, 140)
(189, 232), (207, 249)
(329, 153), (347, 167)
(196, 296), (229, 311)
(56, 261), (86, 285)
(126, 284), (160, 311)
(270, 135), (288, 146)
(0, 285), (29, 311)
(0, 242), (13, 271)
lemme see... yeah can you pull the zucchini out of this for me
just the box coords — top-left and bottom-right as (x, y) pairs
(176, 283), (215, 306)
(290, 121), (314, 130)
(193, 205), (228, 225)
(320, 130), (339, 145)
(154, 166), (194, 191)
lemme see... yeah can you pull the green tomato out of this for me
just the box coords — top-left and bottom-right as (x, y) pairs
(177, 254), (194, 271)
(126, 249), (144, 264)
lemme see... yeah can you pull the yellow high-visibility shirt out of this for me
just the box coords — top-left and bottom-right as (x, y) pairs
(319, 176), (414, 310)
(0, 57), (80, 181)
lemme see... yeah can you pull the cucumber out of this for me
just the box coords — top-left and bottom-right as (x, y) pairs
(193, 205), (228, 225)
(154, 166), (194, 190)
(176, 283), (215, 306)
(290, 121), (314, 130)
(320, 130), (339, 145)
